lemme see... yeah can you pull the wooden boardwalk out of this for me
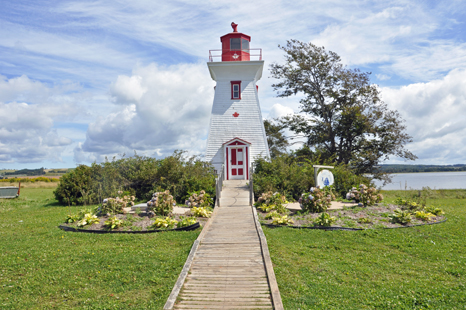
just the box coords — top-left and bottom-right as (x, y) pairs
(172, 180), (275, 310)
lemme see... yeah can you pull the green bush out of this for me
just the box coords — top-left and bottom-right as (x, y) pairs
(253, 155), (314, 201)
(252, 153), (372, 201)
(53, 152), (216, 206)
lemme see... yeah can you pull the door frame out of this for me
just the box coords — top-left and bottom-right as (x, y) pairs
(223, 137), (251, 180)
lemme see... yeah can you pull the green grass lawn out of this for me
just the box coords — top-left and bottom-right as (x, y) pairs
(0, 188), (199, 309)
(264, 189), (466, 309)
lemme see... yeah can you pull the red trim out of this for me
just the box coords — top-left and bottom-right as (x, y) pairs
(256, 85), (258, 91)
(226, 147), (229, 180)
(223, 137), (251, 146)
(246, 147), (249, 180)
(231, 81), (241, 99)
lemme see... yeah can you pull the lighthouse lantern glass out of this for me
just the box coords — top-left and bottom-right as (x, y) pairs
(242, 39), (249, 53)
(230, 38), (241, 50)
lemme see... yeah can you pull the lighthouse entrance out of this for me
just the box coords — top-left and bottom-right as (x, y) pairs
(224, 138), (250, 180)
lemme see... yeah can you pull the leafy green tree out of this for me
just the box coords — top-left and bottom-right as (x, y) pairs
(270, 40), (416, 179)
(263, 119), (289, 158)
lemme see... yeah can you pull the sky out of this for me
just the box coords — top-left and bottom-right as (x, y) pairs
(1, 0), (466, 169)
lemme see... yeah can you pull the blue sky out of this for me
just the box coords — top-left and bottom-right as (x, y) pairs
(1, 0), (466, 169)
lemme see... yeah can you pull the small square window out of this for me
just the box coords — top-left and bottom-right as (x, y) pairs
(231, 81), (241, 99)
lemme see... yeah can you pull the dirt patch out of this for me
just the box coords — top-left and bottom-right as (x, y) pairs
(61, 212), (209, 232)
(258, 204), (446, 229)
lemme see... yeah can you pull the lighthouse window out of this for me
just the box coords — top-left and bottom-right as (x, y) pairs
(231, 81), (241, 99)
(242, 39), (249, 53)
(230, 38), (241, 50)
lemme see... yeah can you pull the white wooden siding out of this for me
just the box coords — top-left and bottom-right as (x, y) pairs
(206, 61), (270, 172)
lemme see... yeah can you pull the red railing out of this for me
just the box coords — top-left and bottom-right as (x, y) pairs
(209, 48), (262, 62)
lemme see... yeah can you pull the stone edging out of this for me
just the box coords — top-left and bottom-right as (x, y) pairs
(163, 206), (219, 310)
(252, 206), (284, 310)
(262, 218), (448, 231)
(58, 222), (200, 234)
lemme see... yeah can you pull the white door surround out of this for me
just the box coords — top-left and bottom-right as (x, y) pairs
(223, 138), (251, 180)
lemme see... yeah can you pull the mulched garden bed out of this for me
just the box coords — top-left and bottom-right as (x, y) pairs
(258, 204), (446, 229)
(60, 212), (209, 233)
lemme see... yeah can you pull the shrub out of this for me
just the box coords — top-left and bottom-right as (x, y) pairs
(192, 207), (212, 218)
(252, 156), (314, 201)
(271, 215), (294, 226)
(54, 152), (216, 206)
(300, 187), (331, 213)
(101, 194), (135, 214)
(104, 216), (124, 230)
(389, 209), (412, 224)
(147, 190), (175, 216)
(185, 190), (213, 208)
(151, 217), (178, 230)
(177, 216), (197, 228)
(346, 184), (383, 207)
(314, 212), (336, 227)
(394, 197), (424, 211)
(255, 191), (288, 214)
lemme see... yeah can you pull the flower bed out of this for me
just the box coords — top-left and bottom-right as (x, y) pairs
(257, 204), (446, 229)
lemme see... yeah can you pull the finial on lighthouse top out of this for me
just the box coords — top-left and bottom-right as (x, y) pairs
(231, 22), (238, 32)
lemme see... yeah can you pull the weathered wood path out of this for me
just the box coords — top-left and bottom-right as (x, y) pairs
(166, 180), (282, 309)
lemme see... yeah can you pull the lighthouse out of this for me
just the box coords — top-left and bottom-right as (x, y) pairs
(205, 23), (270, 180)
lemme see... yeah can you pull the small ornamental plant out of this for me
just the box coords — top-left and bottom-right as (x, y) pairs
(271, 215), (294, 226)
(394, 197), (424, 211)
(192, 206), (212, 218)
(389, 208), (412, 224)
(255, 191), (288, 214)
(424, 206), (444, 216)
(151, 217), (178, 230)
(314, 212), (336, 227)
(104, 216), (124, 230)
(265, 210), (281, 220)
(65, 214), (80, 223)
(414, 211), (435, 222)
(346, 184), (383, 207)
(177, 216), (197, 228)
(77, 213), (100, 227)
(147, 190), (175, 216)
(358, 217), (372, 224)
(101, 194), (135, 215)
(300, 187), (331, 213)
(185, 190), (213, 208)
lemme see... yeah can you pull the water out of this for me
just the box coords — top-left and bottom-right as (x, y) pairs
(373, 171), (466, 190)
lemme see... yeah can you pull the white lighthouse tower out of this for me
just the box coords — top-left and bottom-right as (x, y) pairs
(206, 23), (270, 180)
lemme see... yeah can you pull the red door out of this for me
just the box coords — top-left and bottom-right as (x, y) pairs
(229, 147), (244, 179)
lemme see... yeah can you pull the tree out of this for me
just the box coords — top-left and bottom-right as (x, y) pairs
(270, 40), (416, 179)
(263, 119), (289, 158)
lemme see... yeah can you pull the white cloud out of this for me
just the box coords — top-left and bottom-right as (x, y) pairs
(382, 69), (466, 164)
(0, 101), (74, 163)
(266, 103), (294, 119)
(76, 62), (215, 161)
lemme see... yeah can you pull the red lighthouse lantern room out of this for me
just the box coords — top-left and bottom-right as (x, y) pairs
(221, 22), (251, 61)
